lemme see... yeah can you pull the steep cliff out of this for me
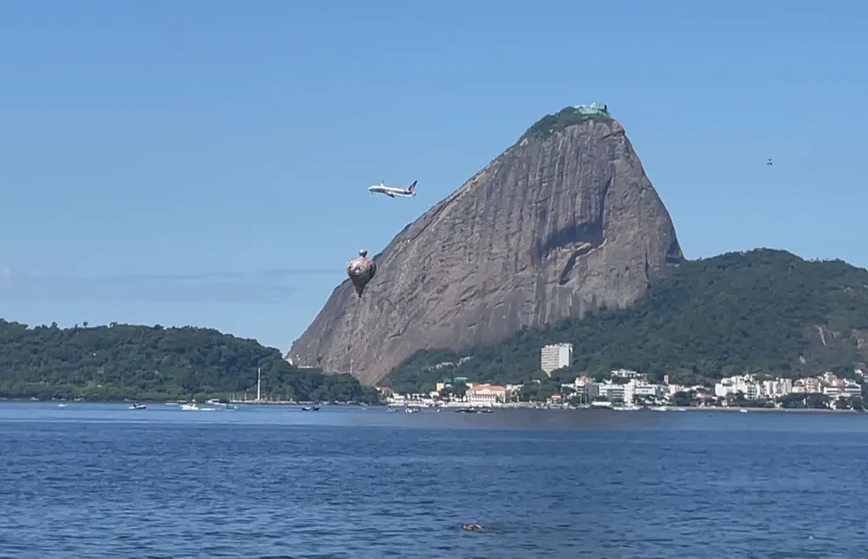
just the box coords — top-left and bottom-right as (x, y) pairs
(287, 106), (683, 385)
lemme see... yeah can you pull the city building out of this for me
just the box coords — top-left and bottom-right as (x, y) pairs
(714, 376), (759, 400)
(611, 369), (643, 380)
(823, 380), (862, 399)
(761, 379), (793, 399)
(540, 343), (573, 375)
(596, 382), (625, 403)
(624, 379), (666, 403)
(467, 384), (507, 407)
(571, 376), (600, 401)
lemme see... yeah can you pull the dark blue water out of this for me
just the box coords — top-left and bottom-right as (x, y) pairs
(1, 404), (867, 558)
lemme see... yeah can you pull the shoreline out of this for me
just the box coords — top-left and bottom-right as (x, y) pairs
(0, 398), (382, 406)
(0, 399), (863, 414)
(676, 406), (862, 414)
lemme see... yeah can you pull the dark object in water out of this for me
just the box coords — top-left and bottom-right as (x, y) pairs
(463, 523), (483, 532)
(301, 406), (320, 411)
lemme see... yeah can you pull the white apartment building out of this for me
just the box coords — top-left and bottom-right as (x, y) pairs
(791, 378), (822, 394)
(596, 382), (625, 403)
(714, 376), (759, 400)
(570, 376), (600, 400)
(760, 379), (793, 399)
(823, 380), (862, 399)
(624, 380), (666, 403)
(540, 343), (573, 375)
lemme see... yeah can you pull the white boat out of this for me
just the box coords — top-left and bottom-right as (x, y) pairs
(612, 404), (641, 411)
(404, 407), (419, 413)
(180, 402), (199, 411)
(57, 403), (67, 408)
(129, 402), (147, 410)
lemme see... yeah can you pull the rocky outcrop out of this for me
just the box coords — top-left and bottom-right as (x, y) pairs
(287, 107), (683, 384)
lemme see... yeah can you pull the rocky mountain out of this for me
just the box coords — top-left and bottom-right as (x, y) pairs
(287, 105), (683, 385)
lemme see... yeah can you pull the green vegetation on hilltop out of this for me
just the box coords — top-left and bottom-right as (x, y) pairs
(0, 320), (381, 403)
(519, 106), (614, 143)
(383, 249), (868, 394)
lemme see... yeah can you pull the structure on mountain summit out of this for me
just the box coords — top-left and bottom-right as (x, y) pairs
(575, 102), (610, 117)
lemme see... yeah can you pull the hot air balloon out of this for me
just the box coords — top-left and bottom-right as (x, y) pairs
(346, 249), (376, 297)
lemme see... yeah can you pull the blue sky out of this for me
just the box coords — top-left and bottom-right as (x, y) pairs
(1, 0), (866, 351)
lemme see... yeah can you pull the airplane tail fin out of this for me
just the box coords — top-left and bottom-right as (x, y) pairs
(407, 180), (417, 194)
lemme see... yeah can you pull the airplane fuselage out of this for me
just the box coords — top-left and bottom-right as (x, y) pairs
(368, 180), (417, 198)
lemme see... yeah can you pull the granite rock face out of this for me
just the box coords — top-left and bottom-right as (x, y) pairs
(287, 108), (683, 384)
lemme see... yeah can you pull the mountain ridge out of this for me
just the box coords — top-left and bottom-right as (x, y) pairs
(382, 248), (868, 393)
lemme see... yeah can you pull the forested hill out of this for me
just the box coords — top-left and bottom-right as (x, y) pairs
(0, 320), (380, 403)
(382, 249), (868, 394)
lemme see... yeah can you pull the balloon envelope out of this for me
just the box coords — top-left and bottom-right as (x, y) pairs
(346, 252), (376, 297)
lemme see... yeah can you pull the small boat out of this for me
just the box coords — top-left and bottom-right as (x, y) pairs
(612, 404), (641, 412)
(301, 406), (320, 411)
(180, 402), (199, 411)
(404, 407), (419, 414)
(129, 402), (147, 410)
(57, 403), (67, 408)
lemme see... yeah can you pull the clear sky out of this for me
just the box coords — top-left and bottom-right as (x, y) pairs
(1, 0), (866, 351)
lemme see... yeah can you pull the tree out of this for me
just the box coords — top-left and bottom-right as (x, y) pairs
(452, 381), (468, 398)
(778, 393), (807, 409)
(834, 396), (851, 410)
(806, 393), (831, 409)
(0, 319), (382, 404)
(535, 382), (560, 402)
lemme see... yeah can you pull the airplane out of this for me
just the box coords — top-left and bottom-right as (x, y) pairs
(368, 180), (417, 198)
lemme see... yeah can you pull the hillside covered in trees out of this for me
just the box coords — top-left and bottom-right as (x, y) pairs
(0, 321), (380, 403)
(383, 249), (868, 394)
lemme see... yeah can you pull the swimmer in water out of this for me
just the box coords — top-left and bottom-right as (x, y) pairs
(463, 523), (483, 532)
